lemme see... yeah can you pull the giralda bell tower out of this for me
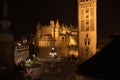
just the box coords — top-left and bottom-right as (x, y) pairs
(78, 0), (97, 62)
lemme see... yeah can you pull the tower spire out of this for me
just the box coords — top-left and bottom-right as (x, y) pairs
(36, 21), (42, 38)
(37, 21), (40, 29)
(3, 0), (8, 17)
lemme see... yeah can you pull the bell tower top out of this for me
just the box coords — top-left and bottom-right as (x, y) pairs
(79, 0), (96, 2)
(78, 0), (96, 6)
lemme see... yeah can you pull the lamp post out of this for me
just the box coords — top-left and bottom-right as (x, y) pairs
(49, 48), (57, 58)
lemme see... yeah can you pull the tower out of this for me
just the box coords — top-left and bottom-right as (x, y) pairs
(0, 1), (14, 80)
(50, 20), (55, 38)
(36, 22), (41, 39)
(55, 20), (59, 40)
(78, 0), (97, 62)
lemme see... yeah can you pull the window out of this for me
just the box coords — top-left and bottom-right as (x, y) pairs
(86, 34), (88, 37)
(86, 9), (89, 13)
(86, 47), (89, 55)
(86, 21), (89, 25)
(84, 34), (90, 45)
(86, 48), (89, 51)
(86, 15), (89, 18)
(62, 37), (65, 40)
(86, 26), (89, 31)
(88, 39), (90, 45)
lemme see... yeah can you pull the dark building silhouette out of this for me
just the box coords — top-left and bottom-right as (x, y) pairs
(0, 1), (15, 80)
(76, 35), (120, 79)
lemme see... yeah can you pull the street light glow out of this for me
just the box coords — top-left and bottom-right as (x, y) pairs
(50, 48), (57, 57)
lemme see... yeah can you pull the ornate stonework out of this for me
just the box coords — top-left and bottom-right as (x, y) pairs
(78, 0), (97, 62)
(35, 20), (78, 57)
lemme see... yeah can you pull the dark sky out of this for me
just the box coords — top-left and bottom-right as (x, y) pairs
(0, 0), (120, 40)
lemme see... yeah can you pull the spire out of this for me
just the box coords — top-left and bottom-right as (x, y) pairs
(3, 0), (8, 17)
(36, 21), (42, 38)
(37, 21), (40, 29)
(55, 20), (59, 28)
(56, 20), (59, 25)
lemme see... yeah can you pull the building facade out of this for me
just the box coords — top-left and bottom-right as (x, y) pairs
(35, 20), (78, 57)
(35, 0), (97, 61)
(78, 0), (97, 62)
(14, 39), (29, 65)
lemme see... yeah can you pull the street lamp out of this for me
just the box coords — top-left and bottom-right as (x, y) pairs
(49, 48), (57, 57)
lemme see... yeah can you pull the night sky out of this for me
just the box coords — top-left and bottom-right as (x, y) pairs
(0, 0), (120, 40)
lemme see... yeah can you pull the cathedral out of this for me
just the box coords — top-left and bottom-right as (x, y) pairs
(35, 0), (97, 62)
(35, 20), (78, 57)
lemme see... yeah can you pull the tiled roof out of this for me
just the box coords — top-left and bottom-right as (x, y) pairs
(76, 35), (120, 79)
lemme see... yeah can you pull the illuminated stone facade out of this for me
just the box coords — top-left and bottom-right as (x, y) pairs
(35, 0), (97, 59)
(78, 0), (97, 61)
(35, 20), (78, 57)
(14, 40), (29, 65)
